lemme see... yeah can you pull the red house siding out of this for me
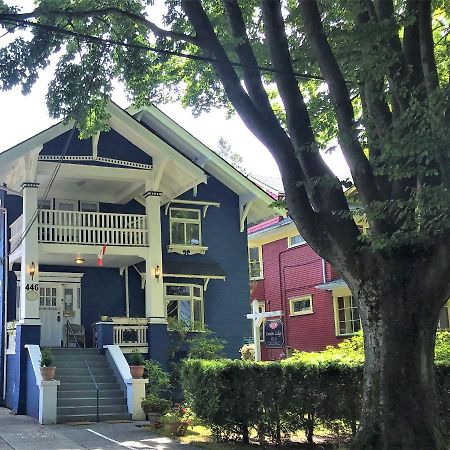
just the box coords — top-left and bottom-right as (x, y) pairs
(251, 237), (341, 360)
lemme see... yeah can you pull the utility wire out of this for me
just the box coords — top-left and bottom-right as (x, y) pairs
(9, 47), (106, 254)
(0, 15), (325, 82)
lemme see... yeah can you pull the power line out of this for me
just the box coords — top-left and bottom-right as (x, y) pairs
(0, 15), (325, 82)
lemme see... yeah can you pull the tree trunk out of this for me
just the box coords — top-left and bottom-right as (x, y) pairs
(350, 278), (447, 450)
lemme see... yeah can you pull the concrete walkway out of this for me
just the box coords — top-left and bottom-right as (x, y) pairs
(0, 408), (196, 450)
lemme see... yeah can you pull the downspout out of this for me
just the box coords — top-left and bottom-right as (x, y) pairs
(1, 205), (8, 401)
(322, 258), (327, 284)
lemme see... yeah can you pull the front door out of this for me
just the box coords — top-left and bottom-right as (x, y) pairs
(39, 283), (81, 347)
(39, 284), (61, 347)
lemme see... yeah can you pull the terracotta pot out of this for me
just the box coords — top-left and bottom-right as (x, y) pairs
(40, 366), (56, 381)
(147, 412), (160, 426)
(130, 365), (145, 379)
(168, 421), (188, 437)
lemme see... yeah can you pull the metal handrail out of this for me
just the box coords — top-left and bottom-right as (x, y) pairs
(65, 320), (99, 422)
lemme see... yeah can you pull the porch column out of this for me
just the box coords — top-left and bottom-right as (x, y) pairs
(19, 182), (40, 324)
(143, 183), (167, 368)
(13, 182), (41, 414)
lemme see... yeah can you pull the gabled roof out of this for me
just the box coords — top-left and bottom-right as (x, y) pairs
(128, 104), (281, 225)
(0, 101), (279, 225)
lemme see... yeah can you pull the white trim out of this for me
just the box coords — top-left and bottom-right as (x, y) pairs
(169, 207), (203, 248)
(289, 294), (314, 316)
(15, 271), (84, 283)
(164, 199), (220, 217)
(249, 246), (263, 280)
(287, 234), (307, 248)
(38, 154), (152, 170)
(165, 283), (204, 328)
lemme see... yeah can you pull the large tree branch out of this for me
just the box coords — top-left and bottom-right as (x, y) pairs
(2, 6), (199, 45)
(299, 0), (385, 226)
(417, 0), (439, 94)
(181, 0), (360, 264)
(260, 0), (352, 217)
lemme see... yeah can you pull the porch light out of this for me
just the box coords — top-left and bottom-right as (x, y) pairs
(154, 265), (161, 279)
(28, 261), (36, 280)
(75, 256), (85, 265)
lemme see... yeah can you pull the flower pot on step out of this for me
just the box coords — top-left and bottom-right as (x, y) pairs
(130, 365), (145, 379)
(40, 366), (56, 381)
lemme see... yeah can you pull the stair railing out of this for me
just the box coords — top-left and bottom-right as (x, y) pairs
(65, 320), (100, 422)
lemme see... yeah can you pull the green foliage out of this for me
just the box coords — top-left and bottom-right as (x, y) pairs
(182, 353), (450, 444)
(39, 348), (53, 367)
(435, 330), (450, 366)
(129, 348), (145, 366)
(142, 360), (172, 414)
(187, 331), (226, 360)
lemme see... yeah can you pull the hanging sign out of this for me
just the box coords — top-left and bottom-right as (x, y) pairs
(264, 319), (284, 348)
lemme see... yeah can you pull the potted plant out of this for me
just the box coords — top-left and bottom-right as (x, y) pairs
(129, 349), (145, 378)
(141, 394), (172, 425)
(40, 348), (56, 381)
(161, 403), (193, 437)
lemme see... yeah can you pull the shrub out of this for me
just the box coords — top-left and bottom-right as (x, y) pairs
(40, 348), (53, 367)
(187, 331), (226, 360)
(129, 349), (145, 366)
(141, 360), (172, 414)
(239, 344), (255, 361)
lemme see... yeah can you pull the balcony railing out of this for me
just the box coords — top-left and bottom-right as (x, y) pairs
(10, 210), (148, 249)
(112, 317), (148, 353)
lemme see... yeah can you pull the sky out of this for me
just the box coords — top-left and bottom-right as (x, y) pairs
(0, 1), (351, 191)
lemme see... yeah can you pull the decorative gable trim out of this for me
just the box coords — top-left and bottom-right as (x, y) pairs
(38, 155), (152, 170)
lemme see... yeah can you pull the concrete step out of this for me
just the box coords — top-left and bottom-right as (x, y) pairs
(57, 375), (118, 384)
(58, 382), (121, 391)
(54, 361), (110, 369)
(57, 404), (129, 416)
(58, 389), (125, 399)
(57, 412), (132, 424)
(58, 397), (127, 407)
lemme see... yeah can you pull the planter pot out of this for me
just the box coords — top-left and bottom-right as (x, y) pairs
(100, 315), (109, 321)
(147, 412), (160, 426)
(167, 421), (189, 437)
(130, 365), (145, 379)
(40, 366), (56, 381)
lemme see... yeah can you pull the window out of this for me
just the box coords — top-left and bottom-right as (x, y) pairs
(38, 199), (52, 210)
(334, 295), (361, 336)
(169, 208), (201, 246)
(289, 295), (313, 316)
(288, 234), (306, 248)
(80, 201), (99, 213)
(249, 246), (263, 279)
(165, 284), (204, 330)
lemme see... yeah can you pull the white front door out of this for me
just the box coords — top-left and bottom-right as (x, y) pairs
(39, 284), (61, 347)
(39, 283), (81, 347)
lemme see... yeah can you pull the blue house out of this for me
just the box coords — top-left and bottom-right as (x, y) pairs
(0, 101), (276, 423)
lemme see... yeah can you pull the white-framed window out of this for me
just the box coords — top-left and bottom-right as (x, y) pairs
(165, 283), (204, 330)
(288, 234), (306, 248)
(334, 295), (361, 336)
(169, 208), (202, 246)
(289, 295), (313, 316)
(38, 198), (52, 210)
(249, 246), (263, 279)
(80, 201), (99, 213)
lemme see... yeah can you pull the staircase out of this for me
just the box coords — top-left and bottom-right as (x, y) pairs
(53, 348), (132, 423)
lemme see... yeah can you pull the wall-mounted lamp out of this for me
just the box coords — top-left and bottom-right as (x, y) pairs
(154, 265), (161, 279)
(28, 261), (36, 281)
(75, 256), (85, 265)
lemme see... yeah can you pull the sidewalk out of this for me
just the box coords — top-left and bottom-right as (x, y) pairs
(0, 407), (195, 449)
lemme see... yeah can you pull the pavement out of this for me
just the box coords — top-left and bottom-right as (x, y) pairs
(0, 408), (196, 450)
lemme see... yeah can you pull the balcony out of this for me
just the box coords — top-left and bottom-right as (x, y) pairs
(10, 210), (148, 251)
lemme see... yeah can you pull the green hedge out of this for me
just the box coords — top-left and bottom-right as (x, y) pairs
(181, 333), (450, 444)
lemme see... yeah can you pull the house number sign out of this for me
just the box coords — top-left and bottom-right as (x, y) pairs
(25, 283), (39, 301)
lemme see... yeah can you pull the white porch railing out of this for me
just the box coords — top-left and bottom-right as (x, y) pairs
(9, 216), (23, 252)
(10, 210), (148, 248)
(112, 317), (148, 352)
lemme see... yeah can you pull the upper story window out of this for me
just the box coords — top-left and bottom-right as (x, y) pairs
(289, 295), (313, 316)
(80, 201), (99, 213)
(334, 295), (361, 336)
(165, 283), (204, 330)
(249, 246), (263, 279)
(38, 199), (52, 210)
(170, 208), (201, 246)
(288, 234), (306, 248)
